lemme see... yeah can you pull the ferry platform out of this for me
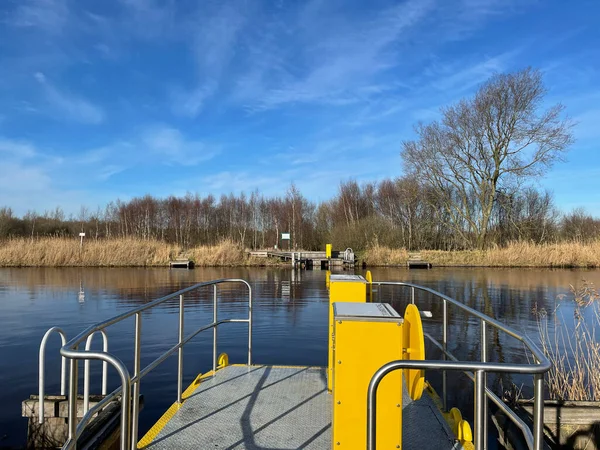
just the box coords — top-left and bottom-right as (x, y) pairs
(34, 276), (550, 450)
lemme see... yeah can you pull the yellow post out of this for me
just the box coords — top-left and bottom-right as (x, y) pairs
(365, 270), (373, 302)
(325, 243), (332, 259)
(328, 275), (367, 392)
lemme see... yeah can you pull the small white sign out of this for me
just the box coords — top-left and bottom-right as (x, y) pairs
(79, 232), (86, 237)
(281, 232), (290, 240)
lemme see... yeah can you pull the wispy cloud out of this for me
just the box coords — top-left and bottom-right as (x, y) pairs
(165, 0), (529, 114)
(142, 126), (220, 165)
(5, 0), (68, 34)
(170, 2), (249, 117)
(0, 138), (38, 159)
(34, 72), (104, 124)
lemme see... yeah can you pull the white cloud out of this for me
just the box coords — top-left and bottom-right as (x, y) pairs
(7, 0), (69, 34)
(34, 72), (105, 124)
(0, 138), (38, 159)
(170, 85), (214, 118)
(142, 126), (220, 165)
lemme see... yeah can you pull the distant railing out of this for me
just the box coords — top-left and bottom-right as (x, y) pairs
(367, 281), (552, 450)
(55, 279), (252, 450)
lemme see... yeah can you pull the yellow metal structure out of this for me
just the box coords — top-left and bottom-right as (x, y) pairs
(328, 275), (367, 392)
(217, 352), (229, 368)
(332, 302), (403, 449)
(403, 304), (425, 400)
(365, 270), (373, 301)
(326, 243), (332, 258)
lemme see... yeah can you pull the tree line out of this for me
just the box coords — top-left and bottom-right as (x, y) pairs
(0, 179), (598, 251)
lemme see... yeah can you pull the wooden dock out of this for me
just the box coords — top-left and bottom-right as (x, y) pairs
(248, 249), (356, 269)
(169, 259), (194, 269)
(406, 253), (432, 269)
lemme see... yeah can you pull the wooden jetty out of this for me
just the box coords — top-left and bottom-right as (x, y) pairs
(407, 253), (432, 269)
(169, 259), (194, 269)
(248, 248), (356, 269)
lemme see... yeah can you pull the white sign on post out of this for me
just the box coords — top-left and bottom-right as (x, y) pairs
(281, 233), (290, 240)
(79, 233), (86, 237)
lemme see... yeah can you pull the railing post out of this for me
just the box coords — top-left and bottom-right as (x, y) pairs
(533, 373), (544, 450)
(474, 370), (485, 450)
(442, 299), (448, 412)
(177, 294), (184, 404)
(481, 320), (488, 450)
(68, 347), (79, 444)
(411, 286), (415, 304)
(83, 330), (109, 414)
(213, 285), (218, 374)
(248, 284), (253, 366)
(131, 312), (142, 450)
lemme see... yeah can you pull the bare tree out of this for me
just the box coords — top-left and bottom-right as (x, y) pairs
(401, 68), (574, 249)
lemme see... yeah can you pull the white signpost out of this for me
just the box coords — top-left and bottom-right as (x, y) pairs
(281, 232), (290, 251)
(79, 232), (85, 250)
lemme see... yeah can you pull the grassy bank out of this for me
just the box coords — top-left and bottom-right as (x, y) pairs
(3, 237), (600, 268)
(0, 238), (278, 267)
(362, 241), (600, 268)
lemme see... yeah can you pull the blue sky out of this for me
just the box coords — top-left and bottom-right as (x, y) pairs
(0, 0), (599, 217)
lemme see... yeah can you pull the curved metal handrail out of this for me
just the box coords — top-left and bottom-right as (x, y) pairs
(372, 281), (547, 363)
(39, 327), (67, 423)
(367, 360), (547, 450)
(83, 330), (109, 413)
(61, 350), (131, 450)
(368, 281), (551, 450)
(59, 278), (252, 450)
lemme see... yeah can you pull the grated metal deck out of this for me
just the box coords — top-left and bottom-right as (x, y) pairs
(145, 365), (331, 449)
(143, 365), (461, 449)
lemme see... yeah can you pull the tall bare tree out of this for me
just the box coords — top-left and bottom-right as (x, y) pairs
(401, 68), (574, 249)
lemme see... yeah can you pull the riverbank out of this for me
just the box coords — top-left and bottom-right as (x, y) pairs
(362, 241), (600, 268)
(2, 238), (599, 268)
(0, 238), (280, 267)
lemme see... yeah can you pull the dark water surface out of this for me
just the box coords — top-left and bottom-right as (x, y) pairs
(0, 267), (598, 448)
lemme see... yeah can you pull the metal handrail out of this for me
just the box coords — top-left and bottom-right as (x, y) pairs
(39, 327), (68, 423)
(368, 281), (551, 450)
(425, 333), (535, 447)
(83, 330), (109, 413)
(58, 278), (252, 450)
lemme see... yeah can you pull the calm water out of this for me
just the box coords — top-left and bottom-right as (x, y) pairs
(0, 267), (598, 448)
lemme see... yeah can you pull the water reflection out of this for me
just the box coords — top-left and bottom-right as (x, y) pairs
(0, 267), (598, 448)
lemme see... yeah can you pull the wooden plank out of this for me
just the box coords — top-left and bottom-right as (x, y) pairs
(519, 400), (600, 425)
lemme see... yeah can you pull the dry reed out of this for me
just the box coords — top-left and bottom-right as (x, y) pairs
(0, 237), (279, 267)
(535, 282), (600, 401)
(363, 241), (600, 267)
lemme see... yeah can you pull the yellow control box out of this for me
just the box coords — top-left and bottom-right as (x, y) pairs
(332, 302), (404, 449)
(328, 275), (367, 391)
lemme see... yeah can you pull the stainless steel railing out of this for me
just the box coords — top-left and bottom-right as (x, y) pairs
(55, 278), (252, 450)
(367, 281), (551, 450)
(39, 327), (69, 422)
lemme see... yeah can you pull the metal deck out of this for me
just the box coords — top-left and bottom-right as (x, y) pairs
(143, 365), (460, 450)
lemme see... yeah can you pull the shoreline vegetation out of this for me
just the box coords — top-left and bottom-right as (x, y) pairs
(362, 241), (600, 268)
(0, 237), (599, 268)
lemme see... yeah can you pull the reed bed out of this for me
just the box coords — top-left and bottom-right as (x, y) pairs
(0, 237), (277, 267)
(363, 241), (600, 267)
(535, 282), (600, 401)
